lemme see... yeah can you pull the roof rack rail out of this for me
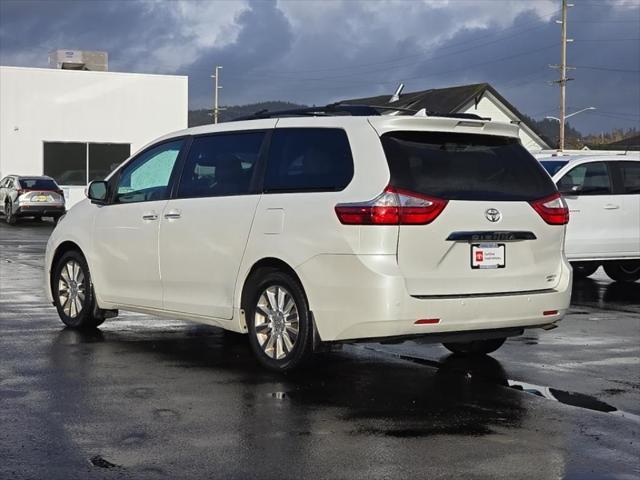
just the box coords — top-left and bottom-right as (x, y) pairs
(231, 102), (488, 122)
(232, 103), (381, 121)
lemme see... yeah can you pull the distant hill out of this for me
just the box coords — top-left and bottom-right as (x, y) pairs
(519, 113), (582, 149)
(189, 101), (308, 127)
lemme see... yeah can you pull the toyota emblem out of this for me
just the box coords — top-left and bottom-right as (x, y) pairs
(485, 208), (502, 222)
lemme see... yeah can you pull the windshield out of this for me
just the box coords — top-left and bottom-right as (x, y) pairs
(381, 131), (558, 201)
(540, 160), (569, 176)
(19, 178), (59, 190)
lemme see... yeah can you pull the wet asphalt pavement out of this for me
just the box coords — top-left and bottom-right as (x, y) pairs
(1, 220), (639, 479)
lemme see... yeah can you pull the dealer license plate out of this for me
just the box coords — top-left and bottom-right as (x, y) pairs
(471, 243), (505, 269)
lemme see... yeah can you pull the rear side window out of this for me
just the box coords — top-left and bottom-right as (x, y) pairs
(177, 131), (265, 198)
(18, 178), (58, 190)
(381, 131), (557, 201)
(264, 128), (353, 192)
(557, 162), (611, 195)
(619, 161), (640, 194)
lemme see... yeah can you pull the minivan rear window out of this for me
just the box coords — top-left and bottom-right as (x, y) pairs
(381, 131), (557, 201)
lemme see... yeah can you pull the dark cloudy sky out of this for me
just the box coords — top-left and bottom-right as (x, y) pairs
(1, 0), (638, 134)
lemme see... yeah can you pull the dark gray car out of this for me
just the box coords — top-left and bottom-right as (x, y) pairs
(0, 175), (66, 225)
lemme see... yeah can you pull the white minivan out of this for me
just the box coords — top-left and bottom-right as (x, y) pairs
(45, 105), (572, 371)
(540, 154), (640, 282)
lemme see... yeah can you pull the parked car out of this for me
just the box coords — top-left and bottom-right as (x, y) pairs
(540, 154), (640, 282)
(45, 105), (572, 371)
(0, 175), (66, 225)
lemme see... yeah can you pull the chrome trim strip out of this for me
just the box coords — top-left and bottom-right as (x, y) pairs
(446, 231), (537, 242)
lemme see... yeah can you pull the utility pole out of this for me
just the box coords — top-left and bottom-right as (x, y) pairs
(211, 65), (223, 124)
(551, 0), (574, 151)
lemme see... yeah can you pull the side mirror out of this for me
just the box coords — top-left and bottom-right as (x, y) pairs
(87, 180), (108, 204)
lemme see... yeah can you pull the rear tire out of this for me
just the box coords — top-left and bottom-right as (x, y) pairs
(52, 250), (104, 329)
(603, 261), (640, 282)
(571, 262), (599, 279)
(5, 201), (16, 225)
(244, 269), (314, 372)
(443, 337), (506, 355)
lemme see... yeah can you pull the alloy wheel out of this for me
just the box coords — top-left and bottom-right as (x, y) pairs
(253, 285), (299, 360)
(58, 260), (86, 318)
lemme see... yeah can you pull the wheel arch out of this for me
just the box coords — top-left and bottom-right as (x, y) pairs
(240, 257), (309, 311)
(50, 241), (85, 290)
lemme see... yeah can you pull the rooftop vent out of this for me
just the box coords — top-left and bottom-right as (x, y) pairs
(48, 50), (108, 71)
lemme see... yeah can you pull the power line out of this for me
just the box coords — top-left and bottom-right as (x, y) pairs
(574, 65), (640, 73)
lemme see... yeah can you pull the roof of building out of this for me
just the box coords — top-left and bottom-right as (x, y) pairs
(342, 82), (551, 148)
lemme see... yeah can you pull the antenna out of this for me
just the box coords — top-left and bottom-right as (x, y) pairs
(389, 83), (404, 103)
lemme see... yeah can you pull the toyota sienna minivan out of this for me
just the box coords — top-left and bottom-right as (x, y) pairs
(45, 105), (572, 371)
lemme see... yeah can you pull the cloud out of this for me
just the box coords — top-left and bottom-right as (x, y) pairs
(0, 0), (638, 134)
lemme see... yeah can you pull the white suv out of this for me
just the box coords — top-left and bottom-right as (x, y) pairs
(45, 106), (572, 371)
(540, 154), (640, 282)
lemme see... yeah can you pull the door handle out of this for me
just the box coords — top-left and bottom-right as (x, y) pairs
(164, 210), (181, 220)
(142, 212), (158, 221)
(604, 204), (620, 210)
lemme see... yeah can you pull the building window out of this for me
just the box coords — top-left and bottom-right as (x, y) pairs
(43, 142), (87, 186)
(89, 143), (131, 182)
(43, 141), (130, 186)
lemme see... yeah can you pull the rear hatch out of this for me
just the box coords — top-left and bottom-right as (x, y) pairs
(17, 178), (64, 204)
(381, 130), (566, 296)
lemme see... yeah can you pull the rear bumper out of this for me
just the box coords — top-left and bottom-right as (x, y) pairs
(296, 254), (572, 342)
(16, 204), (65, 217)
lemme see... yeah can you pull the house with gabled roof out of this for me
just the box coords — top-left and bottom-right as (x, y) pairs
(342, 83), (551, 151)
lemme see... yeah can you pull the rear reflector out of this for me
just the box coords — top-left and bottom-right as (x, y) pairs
(335, 186), (447, 225)
(530, 193), (569, 225)
(415, 318), (440, 324)
(543, 310), (558, 316)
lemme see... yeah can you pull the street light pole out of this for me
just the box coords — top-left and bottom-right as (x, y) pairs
(559, 0), (567, 151)
(211, 65), (223, 124)
(550, 0), (574, 151)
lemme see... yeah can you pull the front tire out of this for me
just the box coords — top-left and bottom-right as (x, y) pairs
(603, 261), (640, 282)
(52, 250), (104, 329)
(571, 261), (599, 279)
(244, 270), (314, 371)
(443, 337), (506, 355)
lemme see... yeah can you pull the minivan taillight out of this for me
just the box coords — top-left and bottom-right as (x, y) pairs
(335, 187), (448, 225)
(530, 193), (569, 225)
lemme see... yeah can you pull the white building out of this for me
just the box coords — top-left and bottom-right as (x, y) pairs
(343, 83), (551, 151)
(0, 66), (188, 206)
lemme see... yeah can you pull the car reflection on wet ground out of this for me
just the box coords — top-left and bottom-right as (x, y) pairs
(1, 220), (639, 479)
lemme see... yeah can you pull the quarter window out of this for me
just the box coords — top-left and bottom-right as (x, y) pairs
(558, 162), (611, 195)
(177, 132), (265, 198)
(619, 162), (640, 194)
(115, 140), (183, 204)
(264, 128), (354, 192)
